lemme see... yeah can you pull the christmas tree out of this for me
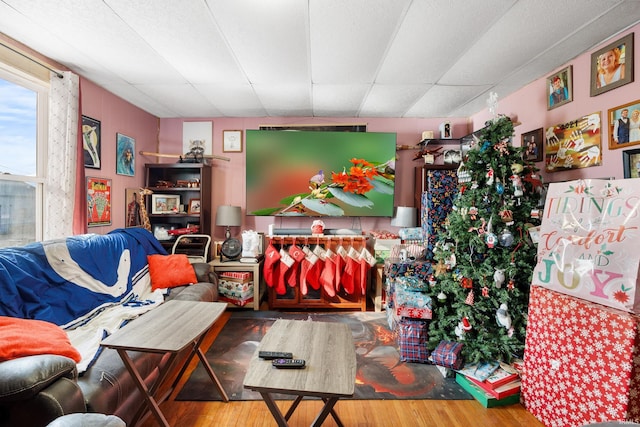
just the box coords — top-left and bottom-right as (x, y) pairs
(427, 115), (543, 364)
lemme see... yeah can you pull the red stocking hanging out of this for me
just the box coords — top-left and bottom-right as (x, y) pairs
(342, 246), (361, 295)
(263, 243), (280, 289)
(359, 247), (377, 296)
(287, 244), (305, 288)
(334, 244), (348, 292)
(307, 244), (326, 291)
(320, 248), (336, 297)
(276, 248), (295, 295)
(299, 246), (319, 295)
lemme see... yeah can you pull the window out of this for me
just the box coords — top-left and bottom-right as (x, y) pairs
(0, 68), (47, 247)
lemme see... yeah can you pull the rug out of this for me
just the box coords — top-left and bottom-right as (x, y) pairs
(176, 310), (472, 401)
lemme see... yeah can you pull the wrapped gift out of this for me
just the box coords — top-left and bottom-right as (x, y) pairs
(398, 227), (423, 241)
(395, 275), (429, 292)
(219, 295), (254, 307)
(522, 285), (640, 426)
(219, 282), (254, 299)
(384, 260), (433, 281)
(532, 179), (640, 313)
(398, 318), (430, 363)
(421, 169), (458, 260)
(394, 286), (432, 319)
(220, 271), (252, 283)
(430, 340), (464, 369)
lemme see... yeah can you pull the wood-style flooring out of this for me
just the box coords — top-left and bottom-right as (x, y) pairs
(139, 304), (544, 427)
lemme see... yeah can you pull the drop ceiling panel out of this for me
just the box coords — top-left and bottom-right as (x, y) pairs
(360, 84), (429, 117)
(376, 0), (515, 84)
(310, 0), (412, 84)
(253, 83), (312, 117)
(196, 83), (267, 117)
(205, 0), (309, 84)
(104, 0), (246, 84)
(100, 83), (180, 117)
(406, 85), (491, 118)
(133, 84), (222, 117)
(312, 84), (370, 117)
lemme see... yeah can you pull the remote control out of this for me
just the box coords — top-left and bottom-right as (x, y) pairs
(272, 359), (306, 369)
(258, 351), (293, 360)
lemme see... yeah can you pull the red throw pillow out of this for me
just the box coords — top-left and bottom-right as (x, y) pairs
(0, 316), (81, 362)
(147, 254), (198, 291)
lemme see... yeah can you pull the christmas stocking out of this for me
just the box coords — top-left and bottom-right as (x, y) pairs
(308, 244), (326, 291)
(319, 248), (336, 297)
(299, 246), (319, 295)
(334, 245), (348, 292)
(276, 248), (295, 295)
(286, 244), (305, 288)
(263, 243), (280, 289)
(342, 246), (361, 295)
(359, 247), (377, 296)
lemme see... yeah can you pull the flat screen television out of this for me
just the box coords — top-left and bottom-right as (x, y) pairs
(246, 130), (396, 217)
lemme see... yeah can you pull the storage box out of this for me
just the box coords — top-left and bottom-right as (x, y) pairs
(522, 285), (640, 426)
(218, 279), (254, 299)
(374, 239), (401, 263)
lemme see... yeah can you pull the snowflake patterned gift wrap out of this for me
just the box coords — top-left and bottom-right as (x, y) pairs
(522, 286), (640, 427)
(532, 178), (640, 313)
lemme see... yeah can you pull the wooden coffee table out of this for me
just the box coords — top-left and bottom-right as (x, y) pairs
(243, 319), (356, 427)
(101, 300), (228, 427)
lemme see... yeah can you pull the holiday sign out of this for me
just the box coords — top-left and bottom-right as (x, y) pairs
(532, 178), (640, 313)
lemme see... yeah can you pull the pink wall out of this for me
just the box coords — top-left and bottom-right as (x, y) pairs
(80, 78), (159, 234)
(472, 24), (640, 184)
(158, 117), (470, 240)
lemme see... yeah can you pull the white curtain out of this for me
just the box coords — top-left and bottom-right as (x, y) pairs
(44, 71), (79, 240)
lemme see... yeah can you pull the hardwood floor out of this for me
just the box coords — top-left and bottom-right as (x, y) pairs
(139, 307), (544, 427)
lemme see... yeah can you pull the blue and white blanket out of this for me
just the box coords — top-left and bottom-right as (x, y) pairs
(0, 228), (168, 372)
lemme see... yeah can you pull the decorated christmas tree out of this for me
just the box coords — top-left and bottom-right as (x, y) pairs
(427, 113), (543, 364)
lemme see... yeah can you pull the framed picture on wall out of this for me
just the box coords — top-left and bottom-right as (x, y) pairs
(608, 99), (640, 149)
(116, 133), (135, 176)
(223, 130), (243, 152)
(82, 115), (101, 169)
(545, 112), (602, 172)
(522, 128), (544, 162)
(546, 66), (573, 110)
(590, 33), (634, 97)
(87, 177), (111, 227)
(623, 148), (640, 178)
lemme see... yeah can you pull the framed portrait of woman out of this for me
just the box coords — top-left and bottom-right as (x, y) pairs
(590, 33), (634, 97)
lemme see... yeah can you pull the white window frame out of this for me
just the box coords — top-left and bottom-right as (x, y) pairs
(0, 62), (48, 243)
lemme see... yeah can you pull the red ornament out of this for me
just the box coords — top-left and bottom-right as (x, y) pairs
(482, 286), (489, 297)
(507, 279), (515, 290)
(462, 316), (472, 330)
(461, 277), (473, 289)
(465, 290), (475, 305)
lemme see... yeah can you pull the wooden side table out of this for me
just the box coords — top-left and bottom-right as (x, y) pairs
(210, 258), (265, 310)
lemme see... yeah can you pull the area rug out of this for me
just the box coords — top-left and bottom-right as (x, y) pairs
(176, 310), (471, 401)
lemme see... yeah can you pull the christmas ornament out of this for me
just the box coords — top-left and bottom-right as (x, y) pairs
(434, 260), (448, 276)
(499, 209), (513, 223)
(507, 279), (515, 290)
(461, 277), (473, 289)
(510, 163), (524, 174)
(493, 268), (505, 288)
(428, 274), (437, 287)
(468, 206), (478, 220)
(499, 228), (515, 247)
(495, 178), (504, 195)
(465, 290), (475, 305)
(457, 162), (471, 183)
(462, 316), (472, 331)
(510, 174), (524, 197)
(482, 286), (489, 297)
(455, 321), (466, 340)
(485, 216), (496, 248)
(486, 167), (495, 185)
(437, 291), (446, 301)
(496, 303), (512, 330)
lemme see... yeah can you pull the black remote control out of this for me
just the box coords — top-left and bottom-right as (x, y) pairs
(272, 359), (306, 369)
(259, 351), (293, 360)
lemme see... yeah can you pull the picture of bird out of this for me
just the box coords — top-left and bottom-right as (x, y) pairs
(309, 170), (325, 187)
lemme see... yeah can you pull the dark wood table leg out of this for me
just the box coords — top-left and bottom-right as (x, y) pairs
(259, 392), (289, 427)
(283, 395), (304, 420)
(311, 397), (340, 427)
(117, 349), (170, 427)
(196, 343), (229, 402)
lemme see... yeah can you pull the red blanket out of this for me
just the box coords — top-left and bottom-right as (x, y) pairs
(0, 316), (81, 362)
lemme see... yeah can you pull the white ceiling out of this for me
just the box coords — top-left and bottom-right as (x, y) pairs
(1, 0), (640, 119)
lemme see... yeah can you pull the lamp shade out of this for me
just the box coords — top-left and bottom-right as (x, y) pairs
(215, 205), (242, 227)
(390, 206), (417, 228)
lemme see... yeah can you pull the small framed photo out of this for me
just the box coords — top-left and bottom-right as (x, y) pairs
(223, 130), (243, 152)
(116, 133), (135, 176)
(608, 99), (640, 149)
(86, 177), (111, 227)
(125, 188), (141, 227)
(591, 33), (634, 97)
(151, 194), (180, 214)
(82, 115), (101, 169)
(522, 128), (544, 162)
(623, 148), (640, 178)
(188, 198), (201, 214)
(546, 66), (572, 110)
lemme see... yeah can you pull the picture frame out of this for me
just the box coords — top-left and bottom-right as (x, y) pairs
(522, 128), (544, 162)
(545, 112), (602, 172)
(591, 33), (634, 97)
(188, 198), (201, 214)
(116, 133), (135, 176)
(86, 177), (111, 227)
(82, 115), (101, 169)
(546, 65), (573, 110)
(608, 99), (640, 149)
(183, 121), (213, 156)
(151, 194), (180, 214)
(443, 149), (461, 164)
(152, 223), (176, 241)
(623, 148), (640, 178)
(223, 130), (243, 152)
(125, 188), (141, 228)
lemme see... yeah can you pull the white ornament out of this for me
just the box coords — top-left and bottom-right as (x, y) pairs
(496, 303), (512, 330)
(493, 269), (505, 288)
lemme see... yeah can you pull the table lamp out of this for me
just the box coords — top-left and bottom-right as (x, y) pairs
(390, 206), (417, 228)
(216, 205), (242, 261)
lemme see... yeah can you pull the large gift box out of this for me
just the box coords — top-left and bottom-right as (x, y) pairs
(522, 285), (640, 426)
(532, 179), (640, 313)
(398, 318), (430, 363)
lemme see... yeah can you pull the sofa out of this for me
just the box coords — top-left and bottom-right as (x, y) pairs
(0, 228), (220, 427)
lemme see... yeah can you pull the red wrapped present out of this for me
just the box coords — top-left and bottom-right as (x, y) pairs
(522, 285), (640, 426)
(430, 340), (463, 369)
